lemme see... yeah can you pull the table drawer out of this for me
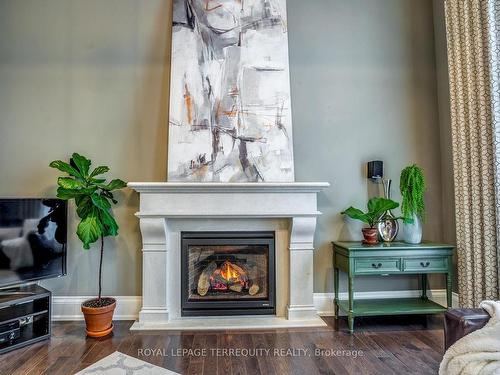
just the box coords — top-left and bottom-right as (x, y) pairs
(403, 257), (448, 272)
(355, 258), (401, 273)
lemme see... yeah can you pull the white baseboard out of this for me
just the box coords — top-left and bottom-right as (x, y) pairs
(51, 296), (142, 321)
(51, 290), (459, 321)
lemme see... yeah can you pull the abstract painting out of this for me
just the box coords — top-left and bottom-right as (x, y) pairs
(168, 0), (294, 182)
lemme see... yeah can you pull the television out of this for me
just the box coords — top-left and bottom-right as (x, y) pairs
(0, 198), (67, 288)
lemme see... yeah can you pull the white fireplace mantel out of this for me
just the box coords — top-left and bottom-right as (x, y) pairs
(128, 182), (329, 330)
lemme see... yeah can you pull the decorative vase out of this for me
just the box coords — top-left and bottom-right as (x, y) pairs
(403, 213), (422, 244)
(377, 179), (399, 242)
(362, 228), (379, 245)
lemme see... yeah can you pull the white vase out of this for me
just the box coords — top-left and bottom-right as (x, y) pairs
(403, 214), (422, 244)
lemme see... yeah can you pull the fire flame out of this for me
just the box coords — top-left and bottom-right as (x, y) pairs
(208, 260), (248, 291)
(220, 260), (242, 281)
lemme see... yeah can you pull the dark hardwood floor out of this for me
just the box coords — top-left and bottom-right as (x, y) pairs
(0, 315), (445, 375)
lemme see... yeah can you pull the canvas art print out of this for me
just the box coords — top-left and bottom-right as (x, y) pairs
(168, 0), (294, 182)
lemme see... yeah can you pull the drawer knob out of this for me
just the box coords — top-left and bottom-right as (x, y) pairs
(372, 263), (383, 269)
(420, 261), (431, 268)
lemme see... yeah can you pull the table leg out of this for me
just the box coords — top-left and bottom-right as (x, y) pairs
(348, 276), (354, 333)
(446, 272), (453, 308)
(334, 267), (339, 319)
(421, 274), (428, 300)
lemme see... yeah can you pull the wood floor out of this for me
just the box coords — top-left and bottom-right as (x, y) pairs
(0, 315), (445, 375)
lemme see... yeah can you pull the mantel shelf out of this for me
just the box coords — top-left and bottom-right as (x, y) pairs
(134, 212), (323, 218)
(128, 182), (330, 194)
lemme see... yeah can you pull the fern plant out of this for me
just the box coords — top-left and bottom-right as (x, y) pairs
(49, 153), (127, 305)
(400, 164), (426, 224)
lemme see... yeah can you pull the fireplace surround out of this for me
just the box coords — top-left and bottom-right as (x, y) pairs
(128, 182), (329, 330)
(181, 231), (275, 316)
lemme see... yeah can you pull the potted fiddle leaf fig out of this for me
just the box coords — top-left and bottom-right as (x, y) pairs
(49, 153), (127, 337)
(342, 197), (402, 245)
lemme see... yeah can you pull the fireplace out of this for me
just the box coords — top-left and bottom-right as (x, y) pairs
(181, 232), (276, 316)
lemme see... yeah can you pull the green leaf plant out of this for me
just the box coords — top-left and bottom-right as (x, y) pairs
(341, 197), (403, 228)
(50, 153), (127, 304)
(400, 164), (426, 224)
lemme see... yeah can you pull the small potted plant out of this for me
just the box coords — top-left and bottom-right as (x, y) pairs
(50, 153), (127, 337)
(400, 164), (426, 244)
(342, 197), (401, 244)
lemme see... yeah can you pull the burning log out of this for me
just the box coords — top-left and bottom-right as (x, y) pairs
(211, 271), (229, 289)
(229, 284), (243, 293)
(249, 283), (260, 296)
(197, 259), (261, 296)
(197, 261), (217, 296)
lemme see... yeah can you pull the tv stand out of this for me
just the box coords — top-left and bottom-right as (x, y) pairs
(0, 284), (51, 354)
(0, 291), (38, 296)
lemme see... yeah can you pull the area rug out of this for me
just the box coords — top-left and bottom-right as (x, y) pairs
(76, 351), (180, 375)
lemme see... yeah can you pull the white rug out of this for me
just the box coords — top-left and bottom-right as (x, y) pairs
(76, 351), (180, 375)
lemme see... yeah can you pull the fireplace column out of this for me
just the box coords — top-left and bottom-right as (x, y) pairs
(138, 217), (169, 324)
(287, 216), (318, 320)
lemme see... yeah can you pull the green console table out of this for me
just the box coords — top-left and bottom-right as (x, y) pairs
(332, 241), (454, 333)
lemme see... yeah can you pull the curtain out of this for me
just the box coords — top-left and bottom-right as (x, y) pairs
(445, 0), (500, 307)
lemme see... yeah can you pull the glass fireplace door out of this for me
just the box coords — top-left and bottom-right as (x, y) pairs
(181, 232), (275, 316)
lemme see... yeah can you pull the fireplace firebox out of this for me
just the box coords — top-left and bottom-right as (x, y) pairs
(181, 232), (276, 316)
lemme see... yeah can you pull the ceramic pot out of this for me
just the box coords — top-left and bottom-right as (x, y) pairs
(403, 214), (422, 244)
(81, 298), (116, 337)
(362, 228), (379, 245)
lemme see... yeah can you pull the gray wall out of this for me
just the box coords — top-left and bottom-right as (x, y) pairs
(0, 0), (171, 296)
(433, 0), (457, 289)
(289, 0), (444, 292)
(433, 0), (455, 246)
(0, 0), (448, 296)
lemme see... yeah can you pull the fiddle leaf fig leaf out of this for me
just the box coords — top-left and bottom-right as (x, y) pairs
(76, 209), (102, 249)
(102, 190), (117, 204)
(76, 195), (93, 219)
(49, 160), (83, 179)
(75, 195), (85, 207)
(71, 153), (92, 177)
(57, 177), (84, 190)
(91, 193), (111, 211)
(100, 209), (119, 237)
(56, 187), (82, 200)
(89, 166), (110, 178)
(99, 179), (127, 191)
(56, 186), (96, 200)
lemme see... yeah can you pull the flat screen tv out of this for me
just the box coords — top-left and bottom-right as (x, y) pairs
(0, 198), (67, 288)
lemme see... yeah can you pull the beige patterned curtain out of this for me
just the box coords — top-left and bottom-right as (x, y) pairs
(445, 0), (500, 307)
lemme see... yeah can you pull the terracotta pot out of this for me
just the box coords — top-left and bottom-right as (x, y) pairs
(362, 228), (379, 245)
(81, 298), (116, 337)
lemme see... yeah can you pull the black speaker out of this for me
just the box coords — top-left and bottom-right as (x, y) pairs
(367, 160), (383, 180)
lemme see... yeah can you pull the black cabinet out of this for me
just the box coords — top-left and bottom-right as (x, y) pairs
(0, 284), (51, 354)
